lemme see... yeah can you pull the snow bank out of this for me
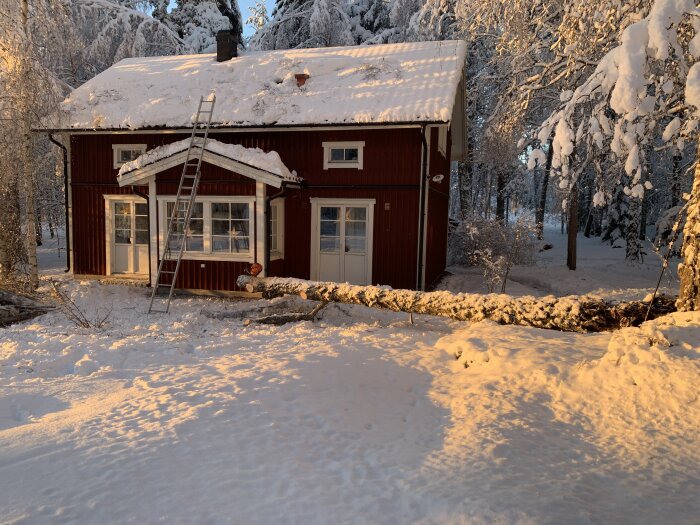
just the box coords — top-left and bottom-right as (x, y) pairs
(0, 274), (699, 523)
(59, 41), (467, 130)
(117, 137), (299, 182)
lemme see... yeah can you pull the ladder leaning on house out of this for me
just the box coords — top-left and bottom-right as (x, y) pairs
(148, 96), (216, 314)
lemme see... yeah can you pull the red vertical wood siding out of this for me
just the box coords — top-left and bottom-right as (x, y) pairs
(69, 127), (436, 291)
(425, 127), (452, 288)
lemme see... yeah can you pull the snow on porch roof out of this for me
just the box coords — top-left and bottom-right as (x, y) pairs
(117, 138), (300, 188)
(59, 40), (467, 130)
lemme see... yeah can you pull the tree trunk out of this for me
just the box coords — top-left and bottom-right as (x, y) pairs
(237, 276), (676, 333)
(567, 184), (578, 270)
(536, 139), (554, 239)
(495, 172), (506, 221)
(677, 143), (700, 310)
(20, 0), (38, 288)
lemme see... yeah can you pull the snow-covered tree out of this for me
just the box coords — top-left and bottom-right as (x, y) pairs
(246, 0), (269, 34)
(250, 0), (352, 49)
(532, 0), (700, 308)
(168, 1), (232, 53)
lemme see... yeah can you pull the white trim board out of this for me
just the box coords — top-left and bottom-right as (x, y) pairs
(117, 149), (287, 188)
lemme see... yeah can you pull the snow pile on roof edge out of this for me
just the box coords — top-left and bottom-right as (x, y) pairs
(118, 138), (299, 182)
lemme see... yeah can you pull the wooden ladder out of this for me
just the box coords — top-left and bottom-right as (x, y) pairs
(148, 96), (216, 314)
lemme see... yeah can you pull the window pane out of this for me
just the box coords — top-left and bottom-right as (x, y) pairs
(187, 236), (204, 251)
(115, 230), (130, 244)
(345, 237), (366, 254)
(231, 203), (249, 219)
(135, 216), (148, 231)
(168, 234), (184, 252)
(188, 219), (204, 235)
(190, 203), (203, 219)
(346, 207), (366, 221)
(320, 237), (339, 253)
(115, 202), (130, 216)
(212, 236), (230, 252)
(212, 219), (229, 235)
(135, 203), (148, 216)
(135, 230), (149, 244)
(232, 237), (249, 253)
(231, 220), (249, 237)
(330, 149), (345, 161)
(320, 207), (339, 220)
(344, 148), (358, 161)
(345, 221), (366, 237)
(211, 202), (230, 219)
(115, 215), (131, 230)
(320, 221), (339, 236)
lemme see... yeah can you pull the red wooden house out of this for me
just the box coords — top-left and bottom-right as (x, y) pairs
(50, 39), (467, 292)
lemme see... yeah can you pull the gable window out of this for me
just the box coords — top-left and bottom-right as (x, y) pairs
(113, 144), (146, 169)
(322, 141), (364, 170)
(158, 197), (254, 261)
(269, 199), (284, 260)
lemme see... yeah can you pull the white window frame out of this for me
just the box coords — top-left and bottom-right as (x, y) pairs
(322, 141), (365, 170)
(270, 198), (285, 261)
(438, 126), (448, 157)
(113, 144), (147, 169)
(157, 196), (256, 262)
(103, 194), (148, 276)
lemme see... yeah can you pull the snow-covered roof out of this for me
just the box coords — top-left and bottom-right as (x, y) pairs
(117, 138), (300, 188)
(59, 41), (467, 130)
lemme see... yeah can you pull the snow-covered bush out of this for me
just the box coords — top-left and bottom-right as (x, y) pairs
(448, 219), (538, 293)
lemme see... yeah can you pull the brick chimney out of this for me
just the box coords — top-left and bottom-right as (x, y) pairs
(216, 30), (238, 62)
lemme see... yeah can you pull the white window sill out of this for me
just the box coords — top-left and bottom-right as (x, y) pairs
(270, 251), (284, 261)
(162, 252), (254, 263)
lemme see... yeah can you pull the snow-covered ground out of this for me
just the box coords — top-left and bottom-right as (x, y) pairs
(439, 229), (679, 301)
(1, 233), (699, 524)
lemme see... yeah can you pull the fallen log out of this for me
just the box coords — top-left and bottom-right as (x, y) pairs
(0, 290), (53, 327)
(236, 276), (676, 333)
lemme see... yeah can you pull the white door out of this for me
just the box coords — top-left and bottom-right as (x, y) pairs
(112, 201), (149, 275)
(314, 201), (373, 285)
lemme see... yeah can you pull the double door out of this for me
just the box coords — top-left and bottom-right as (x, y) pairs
(312, 200), (374, 285)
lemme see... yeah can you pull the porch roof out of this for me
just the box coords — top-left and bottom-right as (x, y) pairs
(117, 138), (300, 188)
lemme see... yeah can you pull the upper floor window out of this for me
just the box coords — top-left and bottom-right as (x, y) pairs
(322, 141), (364, 170)
(113, 144), (146, 169)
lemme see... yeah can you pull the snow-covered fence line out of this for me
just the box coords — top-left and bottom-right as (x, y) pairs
(236, 276), (676, 333)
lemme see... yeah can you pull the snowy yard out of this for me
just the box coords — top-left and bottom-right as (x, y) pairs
(1, 234), (699, 524)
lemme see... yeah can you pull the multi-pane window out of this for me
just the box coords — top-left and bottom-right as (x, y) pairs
(329, 147), (359, 163)
(344, 207), (366, 254)
(269, 200), (284, 259)
(112, 144), (146, 168)
(320, 206), (340, 253)
(212, 202), (250, 253)
(166, 202), (204, 252)
(161, 199), (252, 258)
(322, 141), (364, 170)
(114, 202), (149, 245)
